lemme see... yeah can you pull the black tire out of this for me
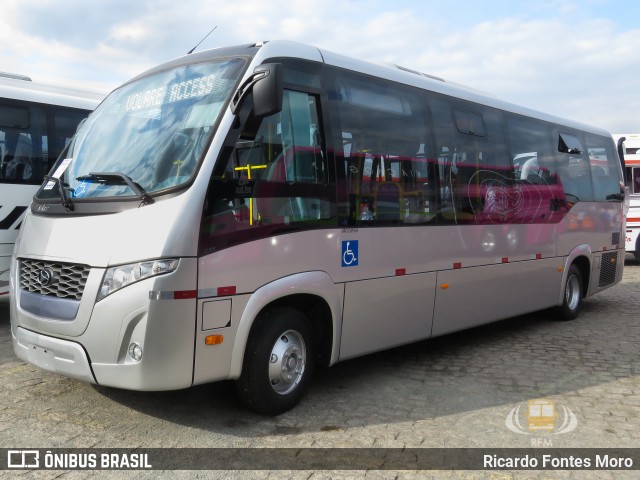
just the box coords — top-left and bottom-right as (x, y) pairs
(554, 264), (583, 321)
(236, 307), (315, 415)
(634, 236), (640, 264)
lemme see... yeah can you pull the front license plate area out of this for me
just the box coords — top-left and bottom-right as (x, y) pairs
(27, 345), (55, 370)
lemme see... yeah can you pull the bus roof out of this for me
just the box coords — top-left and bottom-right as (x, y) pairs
(0, 74), (104, 110)
(315, 43), (612, 138)
(133, 40), (612, 139)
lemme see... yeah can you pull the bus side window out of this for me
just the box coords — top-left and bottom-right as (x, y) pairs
(585, 135), (624, 201)
(201, 89), (332, 253)
(254, 90), (328, 223)
(505, 116), (570, 221)
(332, 73), (434, 226)
(0, 103), (43, 183)
(431, 99), (510, 224)
(557, 132), (593, 202)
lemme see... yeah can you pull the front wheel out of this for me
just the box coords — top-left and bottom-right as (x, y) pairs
(554, 264), (583, 321)
(236, 307), (315, 415)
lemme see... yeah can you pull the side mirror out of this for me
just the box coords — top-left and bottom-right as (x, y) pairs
(617, 136), (626, 174)
(252, 63), (283, 117)
(231, 63), (283, 118)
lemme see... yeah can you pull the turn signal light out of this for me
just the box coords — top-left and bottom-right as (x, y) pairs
(205, 335), (224, 345)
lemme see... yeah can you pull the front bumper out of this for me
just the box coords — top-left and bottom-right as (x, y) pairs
(13, 326), (96, 384)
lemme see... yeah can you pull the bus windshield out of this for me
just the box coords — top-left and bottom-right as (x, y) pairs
(37, 57), (246, 201)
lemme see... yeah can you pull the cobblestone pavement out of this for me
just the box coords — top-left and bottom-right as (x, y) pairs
(1, 258), (639, 479)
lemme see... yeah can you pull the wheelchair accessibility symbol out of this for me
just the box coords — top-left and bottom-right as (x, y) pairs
(342, 240), (358, 267)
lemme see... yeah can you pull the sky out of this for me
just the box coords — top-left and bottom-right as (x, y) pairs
(1, 0), (639, 134)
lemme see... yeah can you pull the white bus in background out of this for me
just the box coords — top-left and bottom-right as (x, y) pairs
(9, 42), (625, 414)
(0, 73), (102, 300)
(613, 133), (640, 262)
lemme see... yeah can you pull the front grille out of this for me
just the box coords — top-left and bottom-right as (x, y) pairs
(20, 259), (90, 300)
(599, 252), (618, 287)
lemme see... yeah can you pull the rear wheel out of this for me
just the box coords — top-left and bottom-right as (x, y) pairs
(634, 236), (640, 263)
(554, 264), (583, 321)
(236, 307), (315, 415)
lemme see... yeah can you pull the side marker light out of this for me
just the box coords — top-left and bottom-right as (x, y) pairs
(205, 335), (224, 345)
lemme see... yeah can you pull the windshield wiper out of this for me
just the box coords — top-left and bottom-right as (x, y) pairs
(76, 172), (154, 205)
(43, 175), (74, 212)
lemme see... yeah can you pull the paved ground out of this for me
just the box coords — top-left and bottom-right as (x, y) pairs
(1, 257), (639, 479)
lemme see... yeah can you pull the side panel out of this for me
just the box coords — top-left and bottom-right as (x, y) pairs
(0, 184), (34, 299)
(192, 294), (249, 384)
(555, 200), (624, 297)
(556, 202), (624, 258)
(625, 194), (640, 255)
(0, 243), (12, 300)
(339, 272), (436, 360)
(193, 270), (344, 384)
(626, 226), (640, 254)
(195, 221), (564, 378)
(432, 258), (563, 337)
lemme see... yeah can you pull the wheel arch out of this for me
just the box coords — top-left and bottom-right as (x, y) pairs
(571, 255), (590, 298)
(559, 244), (591, 305)
(229, 271), (341, 379)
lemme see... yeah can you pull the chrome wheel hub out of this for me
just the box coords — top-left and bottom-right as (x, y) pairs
(565, 274), (580, 311)
(268, 330), (306, 395)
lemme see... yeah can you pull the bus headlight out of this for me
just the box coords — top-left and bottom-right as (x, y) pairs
(97, 259), (179, 301)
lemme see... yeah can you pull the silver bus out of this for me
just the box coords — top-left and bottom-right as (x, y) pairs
(0, 72), (102, 300)
(10, 41), (625, 414)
